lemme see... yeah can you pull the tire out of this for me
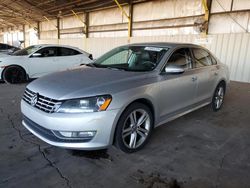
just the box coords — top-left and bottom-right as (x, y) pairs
(115, 102), (153, 153)
(3, 66), (26, 84)
(211, 83), (225, 111)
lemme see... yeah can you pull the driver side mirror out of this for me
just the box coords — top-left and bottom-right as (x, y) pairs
(164, 64), (185, 74)
(31, 53), (42, 58)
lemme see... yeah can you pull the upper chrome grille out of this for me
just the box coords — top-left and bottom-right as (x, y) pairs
(23, 88), (61, 113)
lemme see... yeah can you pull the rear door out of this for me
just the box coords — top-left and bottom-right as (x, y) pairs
(53, 47), (87, 71)
(191, 48), (219, 103)
(157, 48), (198, 121)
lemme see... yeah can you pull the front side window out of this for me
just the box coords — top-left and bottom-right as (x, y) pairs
(166, 48), (192, 69)
(58, 47), (81, 56)
(93, 46), (168, 72)
(192, 48), (213, 67)
(36, 47), (58, 57)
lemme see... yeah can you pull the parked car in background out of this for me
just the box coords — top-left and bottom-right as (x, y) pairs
(0, 43), (20, 56)
(0, 44), (93, 84)
(21, 43), (230, 153)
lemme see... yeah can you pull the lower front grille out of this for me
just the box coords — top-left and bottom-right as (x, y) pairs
(23, 116), (92, 143)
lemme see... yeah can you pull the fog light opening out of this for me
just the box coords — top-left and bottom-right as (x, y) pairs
(53, 131), (96, 140)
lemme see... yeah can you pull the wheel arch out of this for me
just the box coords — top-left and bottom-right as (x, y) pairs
(217, 79), (227, 93)
(111, 97), (155, 144)
(2, 64), (28, 80)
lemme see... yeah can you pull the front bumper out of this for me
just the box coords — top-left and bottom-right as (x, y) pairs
(21, 100), (120, 150)
(0, 67), (4, 80)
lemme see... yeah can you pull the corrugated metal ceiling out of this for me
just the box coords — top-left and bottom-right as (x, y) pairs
(0, 0), (151, 28)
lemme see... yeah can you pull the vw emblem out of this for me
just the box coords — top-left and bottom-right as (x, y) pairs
(30, 93), (38, 106)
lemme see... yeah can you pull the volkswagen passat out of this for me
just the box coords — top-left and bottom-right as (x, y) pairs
(21, 43), (229, 153)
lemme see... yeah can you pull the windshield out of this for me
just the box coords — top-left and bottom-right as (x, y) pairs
(13, 45), (41, 56)
(93, 46), (168, 72)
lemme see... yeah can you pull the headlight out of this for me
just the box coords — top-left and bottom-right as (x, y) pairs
(56, 95), (112, 113)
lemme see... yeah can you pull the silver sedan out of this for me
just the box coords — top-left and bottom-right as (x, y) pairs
(21, 43), (230, 153)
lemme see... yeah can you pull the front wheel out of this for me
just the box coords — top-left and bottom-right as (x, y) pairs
(115, 103), (153, 153)
(212, 83), (225, 111)
(3, 66), (26, 84)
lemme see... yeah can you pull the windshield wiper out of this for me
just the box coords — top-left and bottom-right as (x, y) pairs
(106, 67), (127, 71)
(85, 63), (97, 67)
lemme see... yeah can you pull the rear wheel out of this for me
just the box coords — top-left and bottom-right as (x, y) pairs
(3, 66), (26, 84)
(115, 103), (153, 153)
(212, 83), (225, 111)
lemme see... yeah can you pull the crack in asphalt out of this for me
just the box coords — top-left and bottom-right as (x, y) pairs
(215, 153), (228, 188)
(6, 114), (73, 188)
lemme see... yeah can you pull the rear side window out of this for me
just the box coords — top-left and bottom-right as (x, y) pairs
(36, 47), (58, 57)
(58, 47), (81, 56)
(167, 48), (192, 70)
(192, 48), (213, 67)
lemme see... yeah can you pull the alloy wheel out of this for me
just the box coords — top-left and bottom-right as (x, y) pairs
(122, 109), (151, 149)
(214, 86), (224, 109)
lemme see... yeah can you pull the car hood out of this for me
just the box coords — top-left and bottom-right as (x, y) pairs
(27, 66), (157, 100)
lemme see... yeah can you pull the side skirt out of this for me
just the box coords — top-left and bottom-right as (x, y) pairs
(155, 101), (211, 128)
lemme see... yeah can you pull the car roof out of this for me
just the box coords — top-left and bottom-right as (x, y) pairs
(33, 44), (89, 55)
(126, 42), (202, 49)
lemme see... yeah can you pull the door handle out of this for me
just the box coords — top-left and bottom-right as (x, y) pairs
(192, 76), (198, 82)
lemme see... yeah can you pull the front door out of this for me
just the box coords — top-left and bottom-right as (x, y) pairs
(157, 48), (198, 122)
(28, 47), (58, 78)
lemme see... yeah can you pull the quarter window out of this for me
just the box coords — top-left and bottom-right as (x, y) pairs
(211, 55), (217, 65)
(167, 48), (192, 70)
(192, 48), (213, 67)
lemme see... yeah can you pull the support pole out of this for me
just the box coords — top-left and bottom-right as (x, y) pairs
(230, 0), (234, 11)
(202, 0), (209, 21)
(23, 25), (26, 47)
(85, 12), (89, 38)
(37, 21), (40, 40)
(57, 17), (60, 40)
(113, 0), (131, 42)
(71, 10), (87, 35)
(43, 16), (58, 30)
(202, 0), (212, 35)
(128, 1), (133, 38)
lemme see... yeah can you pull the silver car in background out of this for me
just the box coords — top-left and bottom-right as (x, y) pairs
(21, 43), (229, 153)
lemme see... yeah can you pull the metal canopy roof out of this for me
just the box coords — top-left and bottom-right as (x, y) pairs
(0, 0), (150, 29)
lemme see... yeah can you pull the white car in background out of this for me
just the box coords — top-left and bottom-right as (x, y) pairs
(0, 44), (93, 84)
(0, 43), (21, 57)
